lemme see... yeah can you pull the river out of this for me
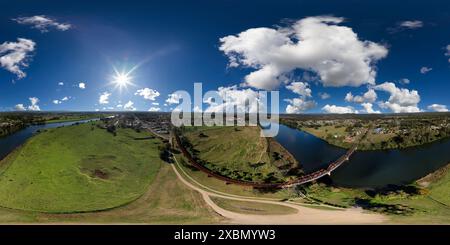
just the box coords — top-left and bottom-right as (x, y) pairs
(2, 120), (449, 188)
(274, 123), (450, 188)
(0, 119), (98, 161)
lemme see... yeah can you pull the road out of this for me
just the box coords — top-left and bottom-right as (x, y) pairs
(173, 130), (356, 188)
(135, 114), (386, 224)
(171, 156), (387, 224)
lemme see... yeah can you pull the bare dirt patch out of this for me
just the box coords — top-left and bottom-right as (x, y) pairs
(93, 169), (109, 179)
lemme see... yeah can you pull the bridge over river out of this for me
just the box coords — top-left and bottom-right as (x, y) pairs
(173, 131), (357, 189)
(280, 145), (357, 188)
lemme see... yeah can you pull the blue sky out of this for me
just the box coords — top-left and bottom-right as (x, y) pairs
(0, 0), (449, 113)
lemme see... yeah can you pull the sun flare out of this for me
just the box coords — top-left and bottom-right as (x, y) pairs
(113, 73), (131, 87)
(111, 67), (135, 90)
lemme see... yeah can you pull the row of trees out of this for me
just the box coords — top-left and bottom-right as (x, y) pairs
(0, 120), (25, 137)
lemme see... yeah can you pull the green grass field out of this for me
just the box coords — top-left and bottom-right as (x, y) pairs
(301, 126), (355, 149)
(174, 153), (296, 200)
(184, 126), (273, 171)
(210, 196), (297, 215)
(182, 126), (299, 182)
(0, 122), (163, 213)
(0, 163), (222, 224)
(305, 166), (450, 224)
(301, 124), (449, 151)
(44, 114), (109, 124)
(423, 164), (450, 206)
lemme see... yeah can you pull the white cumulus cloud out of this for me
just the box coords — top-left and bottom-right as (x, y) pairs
(318, 92), (330, 100)
(322, 104), (357, 114)
(13, 15), (71, 32)
(286, 81), (312, 97)
(399, 20), (423, 29)
(99, 92), (111, 104)
(53, 96), (70, 105)
(389, 20), (424, 33)
(135, 88), (160, 100)
(0, 38), (35, 79)
(123, 101), (136, 111)
(285, 98), (316, 114)
(285, 81), (315, 113)
(361, 103), (381, 114)
(78, 82), (86, 89)
(219, 16), (388, 90)
(345, 88), (377, 103)
(148, 107), (161, 112)
(420, 67), (432, 74)
(399, 78), (410, 84)
(446, 45), (450, 62)
(375, 82), (421, 113)
(27, 97), (40, 111)
(166, 93), (183, 105)
(204, 85), (264, 113)
(427, 104), (448, 112)
(14, 104), (26, 111)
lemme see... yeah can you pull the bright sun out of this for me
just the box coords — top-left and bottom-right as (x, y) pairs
(113, 73), (131, 86)
(111, 68), (134, 90)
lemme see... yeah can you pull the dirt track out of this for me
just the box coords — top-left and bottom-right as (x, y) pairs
(171, 157), (387, 224)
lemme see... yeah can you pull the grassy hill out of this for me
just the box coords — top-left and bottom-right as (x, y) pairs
(181, 126), (300, 183)
(0, 122), (163, 213)
(417, 163), (450, 209)
(0, 162), (222, 224)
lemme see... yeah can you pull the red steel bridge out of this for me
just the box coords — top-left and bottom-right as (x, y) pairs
(173, 131), (357, 189)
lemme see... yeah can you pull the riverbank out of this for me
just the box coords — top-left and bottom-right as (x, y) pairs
(0, 112), (219, 223)
(301, 125), (450, 151)
(281, 114), (450, 151)
(172, 154), (386, 224)
(180, 126), (301, 183)
(43, 114), (106, 124)
(417, 162), (450, 208)
(0, 113), (108, 138)
(0, 121), (163, 212)
(0, 162), (222, 224)
(302, 162), (450, 224)
(0, 121), (25, 138)
(271, 122), (450, 188)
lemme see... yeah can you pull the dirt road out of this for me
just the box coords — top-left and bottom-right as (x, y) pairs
(171, 158), (387, 224)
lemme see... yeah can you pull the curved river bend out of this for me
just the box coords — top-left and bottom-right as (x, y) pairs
(274, 123), (450, 188)
(0, 119), (98, 161)
(1, 121), (449, 189)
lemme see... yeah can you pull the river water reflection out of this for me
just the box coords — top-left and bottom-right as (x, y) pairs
(274, 123), (450, 188)
(2, 120), (449, 188)
(0, 119), (98, 161)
